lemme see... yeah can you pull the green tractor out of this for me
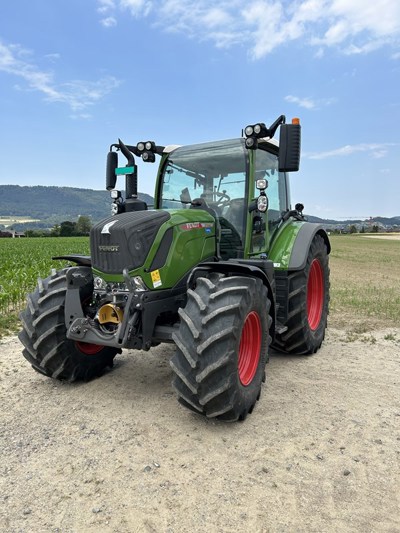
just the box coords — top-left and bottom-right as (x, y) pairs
(19, 115), (330, 421)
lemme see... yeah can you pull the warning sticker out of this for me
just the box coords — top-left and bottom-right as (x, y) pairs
(151, 269), (162, 288)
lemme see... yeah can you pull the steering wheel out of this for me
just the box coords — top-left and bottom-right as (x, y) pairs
(214, 190), (231, 208)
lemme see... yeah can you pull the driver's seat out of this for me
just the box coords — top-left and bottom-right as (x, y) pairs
(190, 197), (219, 218)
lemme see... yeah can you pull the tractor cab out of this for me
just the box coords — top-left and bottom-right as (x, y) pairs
(155, 137), (290, 260)
(106, 115), (301, 262)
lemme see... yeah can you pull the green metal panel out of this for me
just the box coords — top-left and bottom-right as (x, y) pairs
(267, 219), (305, 270)
(153, 153), (169, 208)
(243, 149), (255, 258)
(141, 209), (216, 289)
(92, 209), (216, 288)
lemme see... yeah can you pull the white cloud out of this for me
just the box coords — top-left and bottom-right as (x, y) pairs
(120, 0), (152, 17)
(101, 16), (117, 27)
(285, 94), (335, 110)
(305, 143), (397, 159)
(95, 0), (400, 58)
(0, 41), (121, 114)
(44, 53), (61, 62)
(98, 0), (116, 10)
(285, 95), (317, 110)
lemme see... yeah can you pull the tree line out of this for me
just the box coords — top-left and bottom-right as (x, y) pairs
(24, 216), (93, 237)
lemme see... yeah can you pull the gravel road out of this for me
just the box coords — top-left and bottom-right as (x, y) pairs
(1, 328), (399, 532)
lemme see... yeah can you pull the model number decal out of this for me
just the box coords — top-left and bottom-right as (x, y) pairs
(179, 222), (214, 231)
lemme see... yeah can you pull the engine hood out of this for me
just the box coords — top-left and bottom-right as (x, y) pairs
(90, 210), (170, 275)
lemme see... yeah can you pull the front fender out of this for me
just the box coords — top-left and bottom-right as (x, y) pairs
(187, 260), (276, 340)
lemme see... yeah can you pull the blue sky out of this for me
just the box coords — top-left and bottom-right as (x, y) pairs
(0, 0), (399, 219)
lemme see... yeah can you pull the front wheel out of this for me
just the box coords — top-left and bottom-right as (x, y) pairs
(18, 269), (118, 381)
(170, 275), (272, 421)
(273, 234), (330, 354)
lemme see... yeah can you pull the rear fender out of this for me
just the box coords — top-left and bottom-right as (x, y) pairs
(269, 221), (330, 271)
(288, 223), (331, 270)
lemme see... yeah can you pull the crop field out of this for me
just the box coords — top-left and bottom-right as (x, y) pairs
(0, 234), (399, 336)
(0, 237), (89, 335)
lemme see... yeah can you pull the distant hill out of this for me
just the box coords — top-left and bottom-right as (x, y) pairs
(0, 185), (153, 229)
(305, 214), (400, 226)
(0, 185), (398, 230)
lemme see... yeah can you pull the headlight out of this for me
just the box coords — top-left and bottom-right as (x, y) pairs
(245, 137), (257, 149)
(137, 142), (145, 151)
(245, 125), (254, 136)
(256, 179), (268, 190)
(257, 195), (268, 213)
(142, 151), (155, 163)
(94, 276), (107, 290)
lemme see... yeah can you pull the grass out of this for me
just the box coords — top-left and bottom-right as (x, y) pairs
(328, 235), (400, 330)
(0, 233), (399, 337)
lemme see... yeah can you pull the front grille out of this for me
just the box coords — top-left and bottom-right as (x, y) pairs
(90, 210), (170, 274)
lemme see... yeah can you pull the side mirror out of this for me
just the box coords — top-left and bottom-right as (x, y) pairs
(279, 123), (301, 172)
(106, 151), (118, 190)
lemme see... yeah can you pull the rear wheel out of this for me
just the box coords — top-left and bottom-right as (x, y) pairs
(273, 234), (330, 354)
(18, 268), (118, 381)
(170, 275), (272, 421)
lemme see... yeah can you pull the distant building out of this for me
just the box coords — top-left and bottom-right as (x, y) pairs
(0, 229), (25, 238)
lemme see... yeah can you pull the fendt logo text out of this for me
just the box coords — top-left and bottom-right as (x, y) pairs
(99, 245), (119, 252)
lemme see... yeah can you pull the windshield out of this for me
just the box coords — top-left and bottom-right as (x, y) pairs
(159, 139), (248, 211)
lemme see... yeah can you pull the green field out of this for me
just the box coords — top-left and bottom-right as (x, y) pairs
(0, 234), (399, 337)
(328, 235), (400, 329)
(0, 237), (89, 336)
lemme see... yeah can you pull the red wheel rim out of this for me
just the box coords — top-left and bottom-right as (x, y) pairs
(307, 259), (324, 330)
(238, 311), (262, 386)
(75, 341), (104, 355)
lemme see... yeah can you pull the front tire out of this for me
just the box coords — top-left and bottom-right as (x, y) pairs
(170, 275), (272, 421)
(18, 269), (118, 381)
(273, 234), (330, 354)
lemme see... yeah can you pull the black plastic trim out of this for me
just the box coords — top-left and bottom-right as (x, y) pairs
(53, 255), (92, 266)
(289, 224), (331, 270)
(149, 227), (173, 271)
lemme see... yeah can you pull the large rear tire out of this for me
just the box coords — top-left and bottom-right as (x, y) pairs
(18, 269), (118, 381)
(273, 234), (330, 354)
(170, 275), (272, 421)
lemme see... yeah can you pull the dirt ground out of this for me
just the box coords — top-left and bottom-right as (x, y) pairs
(1, 328), (399, 533)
